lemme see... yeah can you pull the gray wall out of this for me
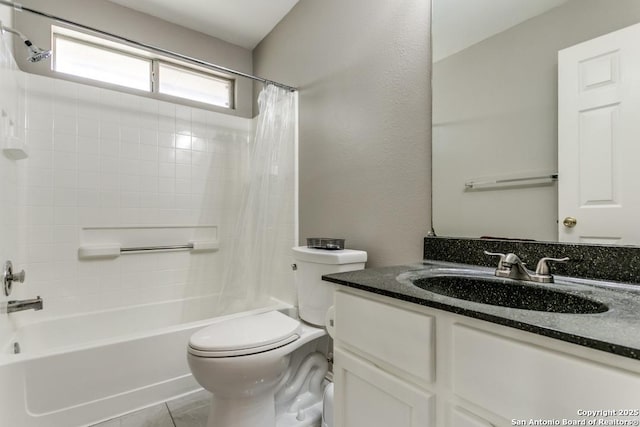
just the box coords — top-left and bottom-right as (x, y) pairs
(14, 0), (254, 118)
(432, 0), (640, 241)
(253, 0), (432, 267)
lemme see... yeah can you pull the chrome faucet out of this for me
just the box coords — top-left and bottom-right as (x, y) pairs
(484, 251), (569, 283)
(7, 296), (43, 313)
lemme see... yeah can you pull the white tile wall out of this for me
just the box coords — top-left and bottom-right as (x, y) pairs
(3, 73), (296, 325)
(0, 34), (27, 347)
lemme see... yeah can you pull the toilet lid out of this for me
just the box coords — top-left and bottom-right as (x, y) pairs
(189, 311), (301, 357)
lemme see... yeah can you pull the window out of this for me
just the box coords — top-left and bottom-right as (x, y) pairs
(54, 36), (152, 91)
(52, 28), (234, 109)
(158, 63), (232, 108)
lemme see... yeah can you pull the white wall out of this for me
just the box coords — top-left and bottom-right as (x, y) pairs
(253, 0), (432, 267)
(19, 74), (238, 317)
(432, 0), (640, 241)
(0, 70), (297, 347)
(0, 27), (24, 348)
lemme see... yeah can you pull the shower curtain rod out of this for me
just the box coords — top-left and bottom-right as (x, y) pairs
(0, 0), (298, 92)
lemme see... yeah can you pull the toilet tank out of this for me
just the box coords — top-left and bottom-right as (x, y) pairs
(292, 246), (367, 326)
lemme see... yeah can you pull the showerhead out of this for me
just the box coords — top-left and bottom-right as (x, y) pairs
(23, 40), (52, 63)
(1, 24), (52, 63)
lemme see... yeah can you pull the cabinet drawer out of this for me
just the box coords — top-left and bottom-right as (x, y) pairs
(452, 324), (640, 420)
(335, 291), (434, 383)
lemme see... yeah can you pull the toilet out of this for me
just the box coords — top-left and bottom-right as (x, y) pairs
(187, 246), (367, 427)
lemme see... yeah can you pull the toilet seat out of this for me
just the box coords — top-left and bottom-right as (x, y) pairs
(188, 311), (301, 358)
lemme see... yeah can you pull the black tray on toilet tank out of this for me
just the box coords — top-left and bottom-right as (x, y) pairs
(306, 238), (345, 250)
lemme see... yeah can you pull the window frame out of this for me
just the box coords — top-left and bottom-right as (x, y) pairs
(51, 27), (236, 111)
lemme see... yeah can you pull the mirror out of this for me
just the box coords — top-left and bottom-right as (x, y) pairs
(432, 0), (640, 244)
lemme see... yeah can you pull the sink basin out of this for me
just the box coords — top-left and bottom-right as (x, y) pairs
(412, 276), (609, 314)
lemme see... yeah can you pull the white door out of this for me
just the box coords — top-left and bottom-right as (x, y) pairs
(558, 23), (640, 244)
(333, 348), (434, 427)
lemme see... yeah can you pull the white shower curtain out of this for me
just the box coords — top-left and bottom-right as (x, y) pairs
(219, 83), (297, 309)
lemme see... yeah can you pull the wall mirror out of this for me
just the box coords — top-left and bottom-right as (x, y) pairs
(432, 0), (640, 245)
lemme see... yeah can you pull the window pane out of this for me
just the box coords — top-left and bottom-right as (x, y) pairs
(159, 63), (231, 108)
(54, 37), (151, 91)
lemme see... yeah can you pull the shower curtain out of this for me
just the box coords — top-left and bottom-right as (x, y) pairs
(219, 83), (297, 310)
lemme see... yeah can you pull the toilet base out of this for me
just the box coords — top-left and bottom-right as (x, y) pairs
(207, 394), (275, 427)
(276, 400), (323, 427)
(205, 393), (324, 427)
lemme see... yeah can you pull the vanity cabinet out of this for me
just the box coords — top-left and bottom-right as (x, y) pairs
(332, 288), (640, 427)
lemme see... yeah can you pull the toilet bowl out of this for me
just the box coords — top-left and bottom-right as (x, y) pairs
(188, 311), (326, 427)
(187, 247), (367, 427)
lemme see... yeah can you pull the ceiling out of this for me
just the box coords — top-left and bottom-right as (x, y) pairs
(107, 0), (571, 61)
(107, 0), (299, 49)
(433, 0), (570, 62)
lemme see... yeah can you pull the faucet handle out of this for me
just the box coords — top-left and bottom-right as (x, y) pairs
(484, 251), (507, 268)
(535, 257), (570, 275)
(3, 260), (25, 297)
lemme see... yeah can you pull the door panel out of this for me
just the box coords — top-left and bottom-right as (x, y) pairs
(558, 23), (640, 243)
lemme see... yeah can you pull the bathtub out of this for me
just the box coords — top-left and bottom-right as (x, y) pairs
(0, 296), (290, 427)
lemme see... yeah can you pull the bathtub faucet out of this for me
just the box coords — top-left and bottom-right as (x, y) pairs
(7, 296), (43, 313)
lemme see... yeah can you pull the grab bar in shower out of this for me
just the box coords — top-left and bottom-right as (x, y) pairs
(78, 241), (219, 259)
(120, 243), (194, 253)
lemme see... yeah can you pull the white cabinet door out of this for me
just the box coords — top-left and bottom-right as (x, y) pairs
(558, 22), (640, 244)
(333, 348), (434, 427)
(452, 324), (640, 420)
(450, 406), (494, 427)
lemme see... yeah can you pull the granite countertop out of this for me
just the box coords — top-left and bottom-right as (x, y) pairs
(322, 260), (640, 360)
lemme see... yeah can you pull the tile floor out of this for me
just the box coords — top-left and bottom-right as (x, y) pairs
(91, 390), (212, 427)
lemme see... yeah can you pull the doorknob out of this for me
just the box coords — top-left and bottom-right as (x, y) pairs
(563, 217), (577, 228)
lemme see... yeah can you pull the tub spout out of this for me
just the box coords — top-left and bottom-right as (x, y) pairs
(7, 296), (43, 313)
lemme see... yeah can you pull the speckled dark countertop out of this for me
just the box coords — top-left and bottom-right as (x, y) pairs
(323, 260), (640, 360)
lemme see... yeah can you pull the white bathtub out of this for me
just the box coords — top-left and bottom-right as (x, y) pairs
(0, 296), (289, 427)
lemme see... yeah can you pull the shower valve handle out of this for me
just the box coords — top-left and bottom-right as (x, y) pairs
(11, 269), (25, 283)
(3, 260), (26, 296)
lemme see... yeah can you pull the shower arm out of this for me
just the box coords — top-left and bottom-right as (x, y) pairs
(0, 0), (298, 92)
(0, 23), (26, 40)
